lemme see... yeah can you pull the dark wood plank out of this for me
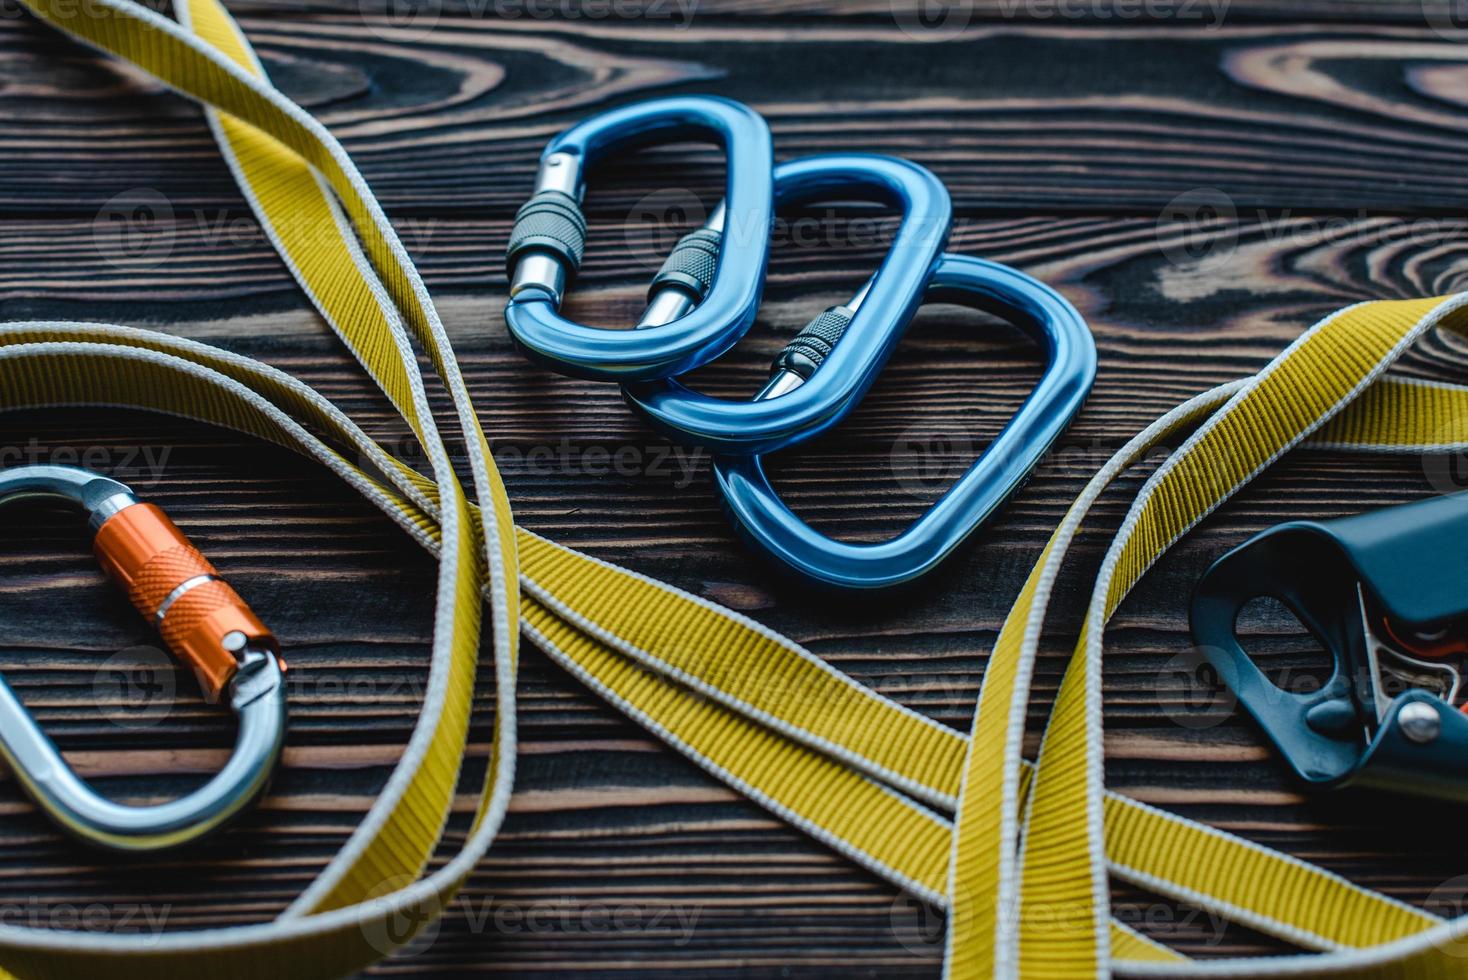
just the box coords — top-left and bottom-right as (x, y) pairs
(1, 4), (1467, 978)
(7, 14), (1468, 218)
(196, 0), (1468, 28)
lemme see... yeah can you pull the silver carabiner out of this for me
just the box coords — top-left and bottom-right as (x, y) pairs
(0, 465), (286, 851)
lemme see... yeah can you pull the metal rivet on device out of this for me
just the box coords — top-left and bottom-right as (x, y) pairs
(1398, 702), (1443, 745)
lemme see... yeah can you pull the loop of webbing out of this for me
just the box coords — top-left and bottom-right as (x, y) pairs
(992, 298), (1468, 979)
(6, 1), (1468, 977)
(0, 328), (1443, 978)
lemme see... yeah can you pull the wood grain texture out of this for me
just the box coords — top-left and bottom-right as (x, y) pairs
(184, 0), (1468, 28)
(1, 2), (1468, 977)
(8, 13), (1468, 218)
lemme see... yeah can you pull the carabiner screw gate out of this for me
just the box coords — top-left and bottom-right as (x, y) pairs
(0, 465), (287, 851)
(758, 277), (873, 400)
(504, 96), (775, 382)
(505, 101), (1098, 592)
(618, 153), (1095, 591)
(710, 254), (1095, 592)
(638, 202), (727, 329)
(507, 152), (586, 306)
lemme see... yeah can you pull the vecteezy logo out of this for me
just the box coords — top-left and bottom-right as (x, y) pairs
(354, 415), (435, 485)
(361, 0), (442, 43)
(1422, 415), (1468, 494)
(93, 646), (176, 730)
(358, 875), (445, 957)
(1155, 648), (1237, 731)
(1426, 874), (1468, 957)
(890, 892), (945, 955)
(890, 422), (976, 498)
(1424, 0), (1468, 41)
(623, 187), (707, 273)
(92, 189), (175, 270)
(1155, 188), (1239, 269)
(892, 0), (976, 41)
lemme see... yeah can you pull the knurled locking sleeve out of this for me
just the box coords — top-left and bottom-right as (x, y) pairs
(505, 190), (588, 275)
(92, 503), (277, 702)
(648, 228), (722, 301)
(770, 306), (856, 380)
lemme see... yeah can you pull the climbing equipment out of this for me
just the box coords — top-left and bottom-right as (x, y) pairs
(7, 0), (1468, 977)
(0, 465), (285, 851)
(519, 142), (1096, 590)
(1193, 491), (1468, 802)
(623, 152), (954, 455)
(506, 101), (1097, 592)
(712, 253), (1095, 591)
(504, 96), (774, 381)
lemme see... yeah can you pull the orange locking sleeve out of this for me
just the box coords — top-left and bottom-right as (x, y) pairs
(92, 503), (278, 701)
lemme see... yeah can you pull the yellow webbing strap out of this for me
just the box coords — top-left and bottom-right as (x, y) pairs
(983, 299), (1468, 979)
(4, 1), (1468, 977)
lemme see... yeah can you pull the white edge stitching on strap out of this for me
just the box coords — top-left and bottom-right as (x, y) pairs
(0, 333), (1453, 973)
(159, 0), (520, 914)
(517, 535), (961, 811)
(980, 381), (1246, 979)
(1111, 793), (1438, 933)
(521, 620), (952, 910)
(1072, 294), (1468, 977)
(0, 339), (502, 955)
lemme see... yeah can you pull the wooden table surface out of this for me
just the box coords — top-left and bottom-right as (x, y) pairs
(4, 1), (1468, 976)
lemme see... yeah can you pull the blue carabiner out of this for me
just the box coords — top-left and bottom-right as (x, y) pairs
(622, 153), (952, 455)
(504, 96), (775, 381)
(711, 254), (1097, 592)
